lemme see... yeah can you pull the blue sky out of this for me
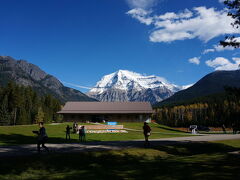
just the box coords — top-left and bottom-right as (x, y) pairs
(0, 0), (240, 92)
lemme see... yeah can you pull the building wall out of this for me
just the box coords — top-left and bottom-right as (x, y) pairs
(62, 114), (151, 122)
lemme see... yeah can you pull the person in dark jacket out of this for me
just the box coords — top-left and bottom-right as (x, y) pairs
(66, 125), (72, 140)
(37, 122), (49, 153)
(143, 122), (151, 147)
(79, 126), (86, 142)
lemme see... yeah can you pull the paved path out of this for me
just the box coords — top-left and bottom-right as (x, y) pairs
(150, 134), (240, 142)
(0, 134), (240, 157)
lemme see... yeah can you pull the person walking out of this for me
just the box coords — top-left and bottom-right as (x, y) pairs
(66, 125), (72, 140)
(37, 122), (49, 153)
(143, 122), (151, 147)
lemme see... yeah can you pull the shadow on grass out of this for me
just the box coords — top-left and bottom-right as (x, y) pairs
(0, 141), (239, 180)
(0, 133), (81, 145)
(152, 141), (239, 156)
(0, 133), (240, 180)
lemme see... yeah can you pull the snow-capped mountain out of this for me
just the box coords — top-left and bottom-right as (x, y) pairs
(87, 70), (191, 104)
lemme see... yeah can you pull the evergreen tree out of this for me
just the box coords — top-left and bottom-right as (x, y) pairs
(0, 95), (11, 125)
(0, 82), (62, 126)
(35, 107), (45, 124)
(155, 87), (240, 127)
(220, 0), (240, 48)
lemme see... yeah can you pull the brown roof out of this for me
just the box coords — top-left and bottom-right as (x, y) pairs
(58, 102), (153, 114)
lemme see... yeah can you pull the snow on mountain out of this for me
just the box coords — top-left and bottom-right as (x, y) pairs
(90, 70), (180, 93)
(181, 84), (194, 90)
(88, 70), (191, 104)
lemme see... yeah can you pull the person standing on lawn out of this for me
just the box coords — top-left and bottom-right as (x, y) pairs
(66, 125), (72, 140)
(73, 122), (77, 133)
(143, 122), (151, 147)
(37, 122), (49, 153)
(79, 126), (86, 142)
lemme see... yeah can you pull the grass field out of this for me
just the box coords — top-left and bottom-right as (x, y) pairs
(0, 122), (189, 145)
(0, 139), (239, 180)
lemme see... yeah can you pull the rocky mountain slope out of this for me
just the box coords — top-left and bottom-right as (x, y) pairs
(0, 56), (96, 102)
(87, 70), (190, 104)
(158, 69), (240, 106)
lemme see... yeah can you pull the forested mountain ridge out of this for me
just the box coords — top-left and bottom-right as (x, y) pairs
(0, 82), (62, 125)
(157, 69), (240, 106)
(154, 87), (240, 127)
(0, 56), (96, 102)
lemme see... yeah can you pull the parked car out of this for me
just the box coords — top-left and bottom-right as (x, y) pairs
(197, 125), (210, 132)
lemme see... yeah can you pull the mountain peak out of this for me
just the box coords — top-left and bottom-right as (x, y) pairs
(0, 56), (15, 61)
(116, 69), (130, 74)
(0, 56), (96, 102)
(116, 69), (140, 76)
(90, 70), (181, 92)
(88, 70), (188, 104)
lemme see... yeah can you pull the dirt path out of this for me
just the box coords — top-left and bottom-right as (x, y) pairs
(0, 134), (239, 157)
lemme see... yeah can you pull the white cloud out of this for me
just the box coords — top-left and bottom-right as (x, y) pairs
(233, 57), (240, 62)
(213, 37), (240, 51)
(126, 0), (158, 9)
(150, 31), (194, 42)
(202, 45), (234, 54)
(202, 37), (240, 54)
(188, 57), (200, 65)
(203, 49), (215, 54)
(62, 81), (92, 90)
(213, 44), (235, 51)
(127, 6), (240, 43)
(126, 8), (153, 25)
(205, 57), (240, 70)
(206, 57), (229, 67)
(157, 9), (193, 20)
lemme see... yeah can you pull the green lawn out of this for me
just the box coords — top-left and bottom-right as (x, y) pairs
(0, 122), (189, 145)
(212, 139), (240, 148)
(0, 139), (239, 180)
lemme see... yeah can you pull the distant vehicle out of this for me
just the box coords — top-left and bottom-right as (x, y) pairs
(197, 126), (210, 132)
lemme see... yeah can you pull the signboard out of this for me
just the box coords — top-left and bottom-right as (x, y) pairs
(107, 122), (117, 125)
